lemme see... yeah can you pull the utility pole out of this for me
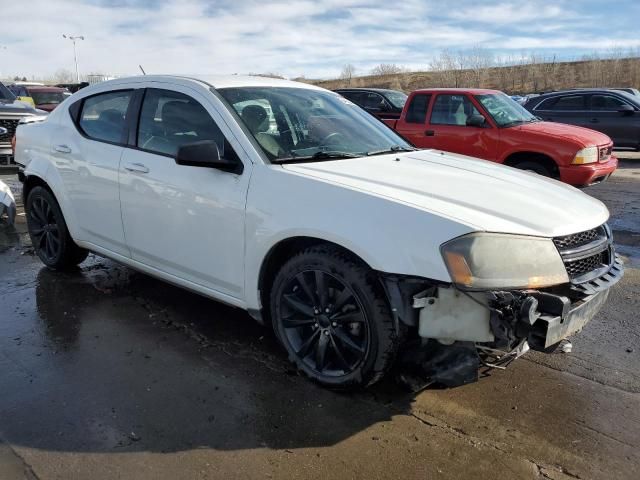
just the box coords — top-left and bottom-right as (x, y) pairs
(62, 34), (85, 82)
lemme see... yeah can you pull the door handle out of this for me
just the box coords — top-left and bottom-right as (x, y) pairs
(124, 162), (150, 174)
(425, 130), (435, 136)
(590, 118), (599, 123)
(54, 145), (72, 154)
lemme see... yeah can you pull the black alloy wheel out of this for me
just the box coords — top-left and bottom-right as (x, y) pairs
(26, 186), (88, 269)
(270, 245), (399, 389)
(29, 194), (62, 264)
(279, 269), (369, 377)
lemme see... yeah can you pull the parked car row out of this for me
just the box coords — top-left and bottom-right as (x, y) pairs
(7, 82), (71, 112)
(0, 81), (47, 166)
(14, 75), (624, 390)
(334, 86), (640, 185)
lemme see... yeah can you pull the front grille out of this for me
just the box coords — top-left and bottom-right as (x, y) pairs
(554, 224), (613, 283)
(599, 145), (612, 162)
(553, 226), (605, 250)
(0, 118), (20, 143)
(564, 251), (609, 278)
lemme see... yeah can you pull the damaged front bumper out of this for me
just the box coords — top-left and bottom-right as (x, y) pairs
(391, 255), (624, 389)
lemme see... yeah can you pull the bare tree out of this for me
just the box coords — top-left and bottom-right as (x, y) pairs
(370, 63), (405, 76)
(340, 64), (356, 85)
(430, 49), (463, 87)
(51, 69), (75, 84)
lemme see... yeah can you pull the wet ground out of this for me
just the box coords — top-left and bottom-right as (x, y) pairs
(1, 159), (639, 480)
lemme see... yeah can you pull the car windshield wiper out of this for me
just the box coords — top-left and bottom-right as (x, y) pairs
(365, 145), (418, 156)
(274, 151), (363, 163)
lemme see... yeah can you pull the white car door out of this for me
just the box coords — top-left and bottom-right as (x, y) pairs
(54, 89), (134, 257)
(118, 85), (251, 300)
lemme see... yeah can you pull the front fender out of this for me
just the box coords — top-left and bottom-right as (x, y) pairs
(243, 166), (473, 311)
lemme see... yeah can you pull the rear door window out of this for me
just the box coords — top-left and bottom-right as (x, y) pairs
(537, 95), (586, 111)
(78, 90), (132, 144)
(405, 94), (431, 124)
(339, 91), (364, 105)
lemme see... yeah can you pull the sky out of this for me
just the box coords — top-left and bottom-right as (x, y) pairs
(1, 0), (639, 80)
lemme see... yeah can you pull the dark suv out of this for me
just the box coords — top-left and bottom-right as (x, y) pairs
(334, 88), (407, 120)
(0, 82), (42, 167)
(524, 89), (640, 150)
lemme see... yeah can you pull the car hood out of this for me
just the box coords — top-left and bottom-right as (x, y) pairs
(35, 103), (58, 112)
(0, 99), (38, 115)
(513, 121), (612, 146)
(282, 150), (609, 237)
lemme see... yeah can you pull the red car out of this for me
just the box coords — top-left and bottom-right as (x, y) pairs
(21, 86), (70, 112)
(384, 88), (618, 186)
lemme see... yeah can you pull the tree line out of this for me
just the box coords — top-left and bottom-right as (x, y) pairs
(329, 47), (640, 94)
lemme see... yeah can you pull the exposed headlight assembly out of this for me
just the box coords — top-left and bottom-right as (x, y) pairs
(441, 233), (569, 290)
(572, 146), (598, 165)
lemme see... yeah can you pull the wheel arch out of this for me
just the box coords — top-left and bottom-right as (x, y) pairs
(22, 174), (52, 205)
(502, 151), (560, 178)
(255, 236), (376, 325)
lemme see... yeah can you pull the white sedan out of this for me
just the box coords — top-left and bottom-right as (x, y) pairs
(14, 75), (623, 389)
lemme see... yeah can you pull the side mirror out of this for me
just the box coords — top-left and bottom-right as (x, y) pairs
(618, 104), (635, 115)
(175, 140), (243, 174)
(466, 114), (487, 128)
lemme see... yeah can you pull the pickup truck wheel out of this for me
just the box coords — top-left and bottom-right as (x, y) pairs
(512, 161), (551, 177)
(270, 245), (398, 390)
(26, 186), (88, 270)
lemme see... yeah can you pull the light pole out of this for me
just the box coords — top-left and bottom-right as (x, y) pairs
(62, 34), (84, 82)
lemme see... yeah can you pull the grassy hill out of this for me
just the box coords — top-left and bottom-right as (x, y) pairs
(311, 57), (640, 95)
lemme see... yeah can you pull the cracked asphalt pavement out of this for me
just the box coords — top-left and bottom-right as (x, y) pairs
(1, 158), (639, 480)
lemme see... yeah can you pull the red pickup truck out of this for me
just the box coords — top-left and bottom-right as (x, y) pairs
(383, 88), (618, 186)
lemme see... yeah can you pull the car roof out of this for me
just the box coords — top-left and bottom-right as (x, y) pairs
(26, 86), (67, 92)
(91, 74), (326, 92)
(412, 88), (500, 95)
(534, 88), (631, 97)
(334, 87), (405, 94)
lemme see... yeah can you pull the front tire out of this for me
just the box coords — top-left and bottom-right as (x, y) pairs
(26, 186), (88, 270)
(270, 245), (399, 390)
(512, 161), (552, 177)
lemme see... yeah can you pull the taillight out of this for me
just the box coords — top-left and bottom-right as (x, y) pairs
(11, 134), (16, 155)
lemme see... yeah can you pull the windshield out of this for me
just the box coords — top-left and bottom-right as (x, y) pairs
(218, 87), (412, 162)
(30, 91), (67, 105)
(384, 91), (408, 109)
(475, 93), (538, 127)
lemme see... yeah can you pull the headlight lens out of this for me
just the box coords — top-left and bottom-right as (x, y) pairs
(441, 233), (569, 290)
(572, 146), (598, 165)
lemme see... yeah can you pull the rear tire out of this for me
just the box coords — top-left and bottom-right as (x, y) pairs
(512, 161), (552, 177)
(26, 186), (88, 270)
(270, 245), (399, 390)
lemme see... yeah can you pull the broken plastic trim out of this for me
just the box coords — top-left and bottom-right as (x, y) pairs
(0, 180), (16, 226)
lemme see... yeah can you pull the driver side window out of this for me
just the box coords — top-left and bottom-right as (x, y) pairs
(430, 94), (480, 126)
(137, 89), (229, 158)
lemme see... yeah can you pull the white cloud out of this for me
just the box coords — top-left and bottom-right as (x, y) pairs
(0, 0), (637, 81)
